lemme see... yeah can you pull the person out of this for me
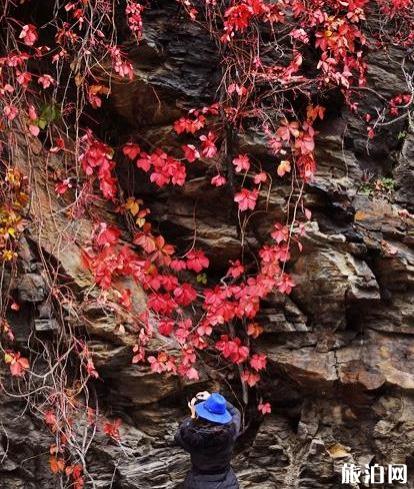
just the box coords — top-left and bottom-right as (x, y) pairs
(174, 391), (241, 489)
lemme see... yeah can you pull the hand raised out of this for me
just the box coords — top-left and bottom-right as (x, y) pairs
(188, 400), (196, 418)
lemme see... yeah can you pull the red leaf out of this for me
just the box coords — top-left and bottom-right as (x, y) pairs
(241, 370), (260, 387)
(38, 75), (55, 89)
(5, 351), (30, 377)
(254, 172), (267, 184)
(182, 144), (200, 163)
(49, 456), (65, 474)
(250, 353), (267, 371)
(103, 418), (122, 441)
(258, 402), (272, 415)
(234, 188), (259, 212)
(226, 259), (244, 279)
(158, 319), (174, 337)
(136, 152), (151, 172)
(55, 179), (72, 195)
(211, 174), (226, 187)
(123, 143), (141, 160)
(186, 249), (209, 273)
(185, 367), (199, 380)
(19, 24), (38, 46)
(271, 223), (289, 244)
(199, 132), (217, 158)
(232, 154), (250, 173)
(247, 322), (263, 339)
(95, 224), (121, 247)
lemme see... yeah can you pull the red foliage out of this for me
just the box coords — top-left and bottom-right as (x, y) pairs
(186, 249), (210, 273)
(234, 188), (259, 211)
(79, 132), (117, 200)
(199, 131), (218, 158)
(4, 351), (30, 377)
(216, 335), (250, 364)
(19, 24), (38, 46)
(182, 144), (200, 163)
(103, 418), (122, 441)
(258, 401), (272, 415)
(123, 142), (141, 160)
(232, 154), (250, 173)
(126, 1), (144, 41)
(1, 0), (412, 480)
(134, 149), (187, 187)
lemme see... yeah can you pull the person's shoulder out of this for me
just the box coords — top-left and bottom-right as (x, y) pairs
(181, 416), (193, 425)
(179, 416), (194, 431)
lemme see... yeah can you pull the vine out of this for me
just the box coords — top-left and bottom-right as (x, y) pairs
(0, 0), (413, 485)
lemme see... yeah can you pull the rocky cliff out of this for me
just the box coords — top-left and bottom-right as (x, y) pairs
(1, 2), (414, 488)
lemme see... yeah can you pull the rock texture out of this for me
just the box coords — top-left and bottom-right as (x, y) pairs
(1, 2), (414, 488)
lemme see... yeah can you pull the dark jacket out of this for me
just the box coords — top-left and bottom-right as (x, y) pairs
(174, 401), (241, 489)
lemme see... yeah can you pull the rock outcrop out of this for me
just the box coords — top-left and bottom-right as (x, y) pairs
(1, 2), (413, 488)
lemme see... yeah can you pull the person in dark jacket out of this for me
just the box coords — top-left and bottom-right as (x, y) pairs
(174, 391), (241, 489)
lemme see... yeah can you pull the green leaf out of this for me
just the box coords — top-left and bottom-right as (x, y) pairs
(40, 104), (60, 124)
(37, 118), (47, 130)
(196, 273), (207, 285)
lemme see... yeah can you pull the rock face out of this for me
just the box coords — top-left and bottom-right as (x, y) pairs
(1, 2), (414, 489)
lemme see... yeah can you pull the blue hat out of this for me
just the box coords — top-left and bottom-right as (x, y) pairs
(195, 392), (232, 424)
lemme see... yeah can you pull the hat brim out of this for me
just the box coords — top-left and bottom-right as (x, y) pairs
(195, 401), (232, 424)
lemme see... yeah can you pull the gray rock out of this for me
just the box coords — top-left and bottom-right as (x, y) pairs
(1, 2), (414, 489)
(17, 273), (47, 303)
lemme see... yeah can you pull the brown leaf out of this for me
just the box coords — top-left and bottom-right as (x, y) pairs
(327, 443), (350, 459)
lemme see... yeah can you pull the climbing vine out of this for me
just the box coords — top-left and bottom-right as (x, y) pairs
(0, 0), (413, 486)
